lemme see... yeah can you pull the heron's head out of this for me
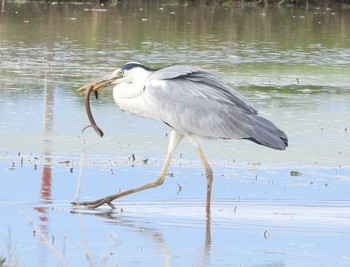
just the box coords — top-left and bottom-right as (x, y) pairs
(78, 62), (153, 94)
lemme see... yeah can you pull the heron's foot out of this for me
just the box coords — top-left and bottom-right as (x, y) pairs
(71, 196), (116, 209)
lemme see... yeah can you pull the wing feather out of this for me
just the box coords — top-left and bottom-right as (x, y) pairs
(143, 66), (287, 150)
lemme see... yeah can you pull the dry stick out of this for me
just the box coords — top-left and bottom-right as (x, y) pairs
(74, 153), (85, 205)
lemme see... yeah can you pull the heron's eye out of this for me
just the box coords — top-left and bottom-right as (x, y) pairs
(118, 70), (124, 76)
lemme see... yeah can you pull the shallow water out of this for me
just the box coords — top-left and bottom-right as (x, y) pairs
(1, 1), (350, 266)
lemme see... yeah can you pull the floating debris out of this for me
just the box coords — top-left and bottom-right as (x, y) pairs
(59, 160), (71, 165)
(129, 154), (136, 162)
(290, 170), (303, 176)
(263, 230), (269, 238)
(176, 183), (183, 195)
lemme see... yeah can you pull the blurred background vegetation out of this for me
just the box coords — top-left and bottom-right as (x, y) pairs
(213, 0), (349, 5)
(78, 0), (350, 7)
(1, 0), (350, 7)
(181, 0), (350, 6)
(93, 0), (350, 7)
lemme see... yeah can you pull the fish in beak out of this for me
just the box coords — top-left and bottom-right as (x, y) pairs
(78, 72), (119, 137)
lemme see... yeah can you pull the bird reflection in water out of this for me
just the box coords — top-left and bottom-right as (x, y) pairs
(71, 208), (212, 267)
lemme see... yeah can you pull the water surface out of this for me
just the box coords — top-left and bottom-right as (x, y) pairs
(0, 2), (350, 266)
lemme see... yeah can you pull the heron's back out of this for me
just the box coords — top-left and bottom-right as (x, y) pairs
(142, 66), (288, 150)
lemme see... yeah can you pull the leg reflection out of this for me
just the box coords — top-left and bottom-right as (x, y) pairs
(71, 207), (213, 267)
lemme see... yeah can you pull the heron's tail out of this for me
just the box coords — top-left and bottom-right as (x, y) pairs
(243, 116), (288, 150)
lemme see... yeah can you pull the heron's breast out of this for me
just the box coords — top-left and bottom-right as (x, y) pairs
(113, 88), (156, 119)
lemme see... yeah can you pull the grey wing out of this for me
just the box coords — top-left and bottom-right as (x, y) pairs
(143, 68), (288, 150)
(148, 65), (257, 114)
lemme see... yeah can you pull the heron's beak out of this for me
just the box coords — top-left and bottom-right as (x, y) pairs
(77, 73), (119, 95)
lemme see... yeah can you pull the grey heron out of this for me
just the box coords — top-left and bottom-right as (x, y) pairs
(74, 62), (288, 215)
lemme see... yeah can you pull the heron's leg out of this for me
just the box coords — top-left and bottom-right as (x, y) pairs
(187, 136), (213, 215)
(72, 130), (183, 209)
(198, 147), (213, 215)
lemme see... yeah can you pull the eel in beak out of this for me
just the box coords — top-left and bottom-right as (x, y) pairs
(78, 74), (118, 137)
